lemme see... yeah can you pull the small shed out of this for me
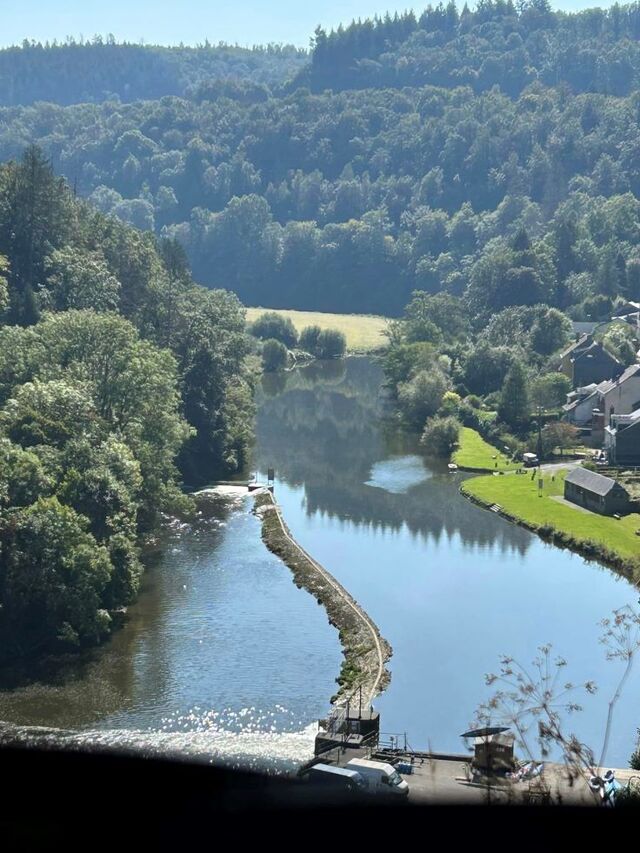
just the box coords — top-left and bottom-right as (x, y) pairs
(564, 468), (630, 516)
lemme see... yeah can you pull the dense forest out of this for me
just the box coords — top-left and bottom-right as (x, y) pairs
(0, 40), (306, 106)
(3, 4), (640, 315)
(0, 147), (254, 663)
(302, 1), (640, 95)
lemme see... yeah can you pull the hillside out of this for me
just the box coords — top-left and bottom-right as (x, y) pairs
(3, 4), (640, 318)
(300, 2), (640, 96)
(0, 40), (306, 106)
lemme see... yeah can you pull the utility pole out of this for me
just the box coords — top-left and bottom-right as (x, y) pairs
(536, 405), (543, 461)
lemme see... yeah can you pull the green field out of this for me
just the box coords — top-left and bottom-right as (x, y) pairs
(245, 307), (389, 352)
(453, 427), (517, 472)
(463, 469), (640, 562)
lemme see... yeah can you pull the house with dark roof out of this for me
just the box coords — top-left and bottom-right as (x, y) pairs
(563, 363), (640, 433)
(604, 409), (640, 466)
(564, 468), (631, 515)
(557, 334), (623, 389)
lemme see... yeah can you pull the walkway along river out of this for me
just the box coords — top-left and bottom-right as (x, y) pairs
(0, 356), (639, 769)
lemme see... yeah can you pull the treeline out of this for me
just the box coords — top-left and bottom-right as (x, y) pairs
(5, 6), (640, 316)
(0, 39), (306, 107)
(0, 147), (254, 663)
(4, 73), (640, 313)
(302, 1), (640, 96)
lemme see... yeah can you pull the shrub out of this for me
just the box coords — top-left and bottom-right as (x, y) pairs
(299, 325), (322, 354)
(261, 338), (288, 372)
(250, 312), (298, 347)
(439, 390), (462, 415)
(465, 394), (482, 409)
(316, 328), (346, 359)
(420, 416), (461, 457)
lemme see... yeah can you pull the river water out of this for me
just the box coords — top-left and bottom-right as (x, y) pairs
(0, 357), (638, 768)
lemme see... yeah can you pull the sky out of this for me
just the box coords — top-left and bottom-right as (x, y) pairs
(1, 0), (617, 50)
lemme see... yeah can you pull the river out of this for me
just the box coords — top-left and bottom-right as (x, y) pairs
(0, 356), (638, 769)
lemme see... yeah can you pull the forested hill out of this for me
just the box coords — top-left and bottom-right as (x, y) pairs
(0, 40), (306, 106)
(4, 4), (640, 317)
(301, 2), (640, 96)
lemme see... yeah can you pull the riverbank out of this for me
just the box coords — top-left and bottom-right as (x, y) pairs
(461, 470), (640, 583)
(253, 490), (392, 705)
(453, 427), (517, 473)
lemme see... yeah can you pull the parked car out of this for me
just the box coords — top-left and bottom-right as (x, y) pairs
(522, 452), (539, 468)
(345, 758), (409, 797)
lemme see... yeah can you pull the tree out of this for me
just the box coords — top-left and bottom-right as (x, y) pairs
(602, 325), (638, 367)
(462, 344), (515, 396)
(530, 372), (571, 410)
(540, 421), (579, 458)
(0, 146), (72, 325)
(41, 247), (121, 312)
(0, 497), (113, 657)
(498, 361), (530, 429)
(250, 311), (298, 348)
(397, 369), (448, 428)
(262, 338), (288, 372)
(530, 308), (572, 355)
(0, 254), (8, 320)
(420, 415), (461, 457)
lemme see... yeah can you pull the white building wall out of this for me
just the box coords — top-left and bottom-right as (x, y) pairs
(567, 393), (599, 425)
(601, 374), (640, 422)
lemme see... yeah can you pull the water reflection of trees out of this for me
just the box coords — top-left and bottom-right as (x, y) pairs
(255, 358), (531, 557)
(0, 495), (238, 723)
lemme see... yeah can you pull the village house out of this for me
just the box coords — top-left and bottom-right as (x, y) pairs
(557, 334), (623, 389)
(563, 363), (640, 442)
(604, 409), (640, 466)
(564, 468), (631, 516)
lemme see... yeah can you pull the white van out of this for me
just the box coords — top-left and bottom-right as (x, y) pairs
(345, 758), (409, 797)
(306, 763), (366, 794)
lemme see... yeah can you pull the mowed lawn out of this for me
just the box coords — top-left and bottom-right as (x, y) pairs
(463, 468), (640, 560)
(245, 307), (389, 352)
(453, 427), (518, 472)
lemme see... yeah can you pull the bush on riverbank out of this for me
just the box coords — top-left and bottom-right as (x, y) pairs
(250, 311), (298, 348)
(420, 415), (461, 457)
(261, 338), (288, 372)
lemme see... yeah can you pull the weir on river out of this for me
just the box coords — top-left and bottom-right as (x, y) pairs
(0, 357), (638, 770)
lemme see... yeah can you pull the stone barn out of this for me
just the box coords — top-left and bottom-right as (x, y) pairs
(564, 468), (631, 516)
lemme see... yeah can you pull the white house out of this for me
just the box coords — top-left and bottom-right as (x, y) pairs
(564, 363), (640, 428)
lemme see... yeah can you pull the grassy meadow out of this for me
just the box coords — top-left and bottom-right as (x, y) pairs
(463, 468), (640, 562)
(245, 307), (389, 352)
(453, 427), (518, 472)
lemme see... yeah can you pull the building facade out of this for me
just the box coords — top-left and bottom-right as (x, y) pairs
(604, 410), (640, 466)
(564, 468), (631, 516)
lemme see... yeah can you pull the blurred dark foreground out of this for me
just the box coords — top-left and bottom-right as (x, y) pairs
(0, 743), (632, 848)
